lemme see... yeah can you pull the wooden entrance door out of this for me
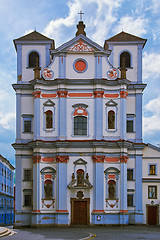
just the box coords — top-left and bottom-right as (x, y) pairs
(147, 206), (158, 225)
(73, 201), (87, 225)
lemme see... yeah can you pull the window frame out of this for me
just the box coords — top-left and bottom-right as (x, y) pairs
(74, 115), (87, 136)
(148, 186), (157, 199)
(23, 169), (32, 182)
(22, 114), (34, 134)
(23, 189), (32, 207)
(127, 169), (134, 181)
(126, 114), (135, 133)
(119, 50), (132, 68)
(72, 105), (89, 137)
(27, 50), (41, 68)
(148, 164), (157, 175)
(127, 194), (134, 207)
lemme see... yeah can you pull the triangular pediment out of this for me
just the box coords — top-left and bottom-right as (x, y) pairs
(43, 99), (55, 106)
(73, 158), (87, 165)
(67, 39), (94, 52)
(106, 99), (118, 106)
(51, 34), (111, 55)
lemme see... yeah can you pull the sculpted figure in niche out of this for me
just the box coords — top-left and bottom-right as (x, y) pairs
(45, 110), (53, 129)
(108, 110), (115, 129)
(77, 169), (84, 186)
(44, 180), (53, 199)
(108, 181), (115, 199)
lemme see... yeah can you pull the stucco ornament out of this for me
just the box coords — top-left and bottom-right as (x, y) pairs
(107, 68), (119, 80)
(42, 68), (54, 80)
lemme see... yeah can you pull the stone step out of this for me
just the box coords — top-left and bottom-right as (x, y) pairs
(0, 228), (16, 238)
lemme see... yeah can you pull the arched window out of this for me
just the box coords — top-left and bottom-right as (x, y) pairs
(74, 116), (87, 135)
(108, 180), (116, 199)
(77, 169), (84, 186)
(29, 51), (39, 68)
(44, 180), (53, 199)
(108, 110), (115, 129)
(120, 51), (131, 68)
(45, 110), (53, 129)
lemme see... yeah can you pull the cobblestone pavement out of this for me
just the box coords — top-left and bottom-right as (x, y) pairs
(2, 226), (160, 240)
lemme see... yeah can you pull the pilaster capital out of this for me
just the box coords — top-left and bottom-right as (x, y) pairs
(92, 155), (105, 163)
(120, 156), (129, 163)
(93, 91), (104, 98)
(33, 91), (41, 99)
(120, 90), (128, 99)
(56, 156), (69, 163)
(32, 155), (41, 164)
(57, 90), (68, 98)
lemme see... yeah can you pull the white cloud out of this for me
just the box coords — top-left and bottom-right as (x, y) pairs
(0, 112), (15, 130)
(143, 51), (160, 80)
(143, 96), (160, 135)
(43, 0), (124, 46)
(113, 16), (148, 36)
(151, 0), (160, 13)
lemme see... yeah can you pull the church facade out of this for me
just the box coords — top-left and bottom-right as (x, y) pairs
(13, 20), (159, 227)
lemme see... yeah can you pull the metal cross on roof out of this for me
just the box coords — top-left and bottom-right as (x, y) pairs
(78, 10), (84, 21)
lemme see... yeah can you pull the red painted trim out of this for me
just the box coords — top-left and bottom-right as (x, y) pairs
(104, 93), (119, 98)
(57, 90), (68, 98)
(93, 91), (104, 98)
(120, 210), (128, 213)
(108, 174), (115, 179)
(45, 174), (52, 179)
(32, 210), (40, 213)
(68, 93), (93, 97)
(92, 156), (105, 163)
(92, 210), (104, 213)
(120, 156), (129, 163)
(120, 90), (128, 99)
(42, 157), (55, 162)
(56, 210), (68, 213)
(41, 93), (57, 98)
(73, 107), (88, 117)
(32, 156), (41, 164)
(56, 156), (69, 163)
(105, 157), (119, 162)
(33, 91), (41, 98)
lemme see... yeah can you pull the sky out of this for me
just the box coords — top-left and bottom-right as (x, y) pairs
(0, 0), (160, 166)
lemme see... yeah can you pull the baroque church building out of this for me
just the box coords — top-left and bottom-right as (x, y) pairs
(12, 19), (160, 227)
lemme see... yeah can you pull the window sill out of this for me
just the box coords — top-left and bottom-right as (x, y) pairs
(45, 129), (55, 132)
(22, 132), (33, 134)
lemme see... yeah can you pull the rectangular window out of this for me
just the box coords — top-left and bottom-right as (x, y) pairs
(127, 169), (134, 180)
(74, 116), (87, 135)
(127, 194), (133, 207)
(148, 186), (157, 199)
(24, 194), (32, 207)
(24, 120), (32, 133)
(149, 164), (156, 175)
(127, 120), (133, 132)
(22, 115), (33, 133)
(24, 169), (32, 181)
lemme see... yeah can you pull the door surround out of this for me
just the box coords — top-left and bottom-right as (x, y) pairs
(146, 204), (159, 226)
(70, 198), (90, 225)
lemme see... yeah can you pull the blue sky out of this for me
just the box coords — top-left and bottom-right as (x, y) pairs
(0, 0), (160, 165)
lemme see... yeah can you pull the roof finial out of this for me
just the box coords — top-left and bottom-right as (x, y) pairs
(76, 11), (86, 36)
(78, 10), (84, 21)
